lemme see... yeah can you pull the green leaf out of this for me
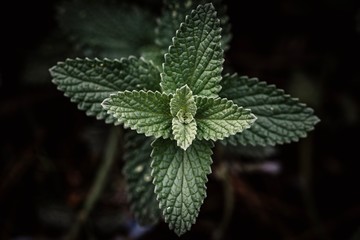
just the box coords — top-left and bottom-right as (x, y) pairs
(170, 85), (198, 149)
(57, 2), (156, 58)
(170, 85), (197, 118)
(195, 97), (257, 141)
(102, 90), (172, 138)
(161, 3), (223, 97)
(123, 132), (161, 225)
(219, 74), (320, 146)
(155, 0), (231, 52)
(50, 57), (161, 124)
(172, 118), (197, 150)
(151, 138), (213, 236)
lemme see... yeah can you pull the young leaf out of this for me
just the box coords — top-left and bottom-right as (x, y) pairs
(151, 138), (213, 236)
(170, 85), (198, 149)
(123, 132), (161, 225)
(220, 74), (320, 146)
(102, 90), (172, 138)
(172, 118), (197, 150)
(170, 85), (197, 118)
(161, 3), (223, 97)
(195, 97), (257, 141)
(155, 0), (231, 52)
(50, 57), (161, 124)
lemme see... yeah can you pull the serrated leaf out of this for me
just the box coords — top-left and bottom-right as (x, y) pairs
(161, 3), (223, 97)
(220, 74), (320, 146)
(151, 138), (213, 236)
(172, 118), (197, 150)
(155, 0), (231, 52)
(170, 85), (197, 118)
(170, 86), (198, 149)
(195, 97), (257, 141)
(57, 2), (156, 58)
(102, 90), (172, 138)
(50, 57), (161, 124)
(123, 132), (161, 225)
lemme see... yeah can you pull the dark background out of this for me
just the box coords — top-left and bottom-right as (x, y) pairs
(1, 0), (359, 239)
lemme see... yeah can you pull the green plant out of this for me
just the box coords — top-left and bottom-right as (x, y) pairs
(50, 1), (319, 236)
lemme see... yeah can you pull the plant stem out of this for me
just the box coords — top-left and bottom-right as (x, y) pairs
(64, 128), (120, 240)
(213, 162), (234, 240)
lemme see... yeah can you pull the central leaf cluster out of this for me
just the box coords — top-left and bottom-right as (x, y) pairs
(100, 3), (257, 152)
(170, 85), (197, 150)
(170, 85), (197, 123)
(176, 110), (194, 124)
(101, 84), (256, 151)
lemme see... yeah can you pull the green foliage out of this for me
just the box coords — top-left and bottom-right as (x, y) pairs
(170, 85), (197, 118)
(50, 57), (160, 124)
(123, 133), (161, 225)
(50, 1), (319, 236)
(151, 138), (213, 236)
(195, 97), (256, 141)
(220, 74), (320, 146)
(160, 3), (223, 97)
(170, 85), (198, 150)
(156, 0), (231, 52)
(172, 118), (198, 150)
(102, 90), (172, 138)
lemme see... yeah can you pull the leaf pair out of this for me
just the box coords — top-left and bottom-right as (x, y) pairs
(102, 85), (256, 150)
(50, 57), (161, 124)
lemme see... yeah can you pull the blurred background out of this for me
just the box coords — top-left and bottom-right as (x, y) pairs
(1, 0), (359, 239)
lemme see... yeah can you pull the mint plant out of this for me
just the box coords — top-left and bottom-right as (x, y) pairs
(50, 2), (319, 236)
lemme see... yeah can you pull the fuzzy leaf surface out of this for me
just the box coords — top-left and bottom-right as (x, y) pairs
(102, 91), (172, 138)
(50, 57), (160, 124)
(123, 132), (161, 225)
(170, 85), (197, 118)
(155, 0), (231, 52)
(172, 118), (197, 150)
(220, 74), (320, 146)
(195, 97), (257, 141)
(161, 3), (223, 97)
(151, 138), (213, 236)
